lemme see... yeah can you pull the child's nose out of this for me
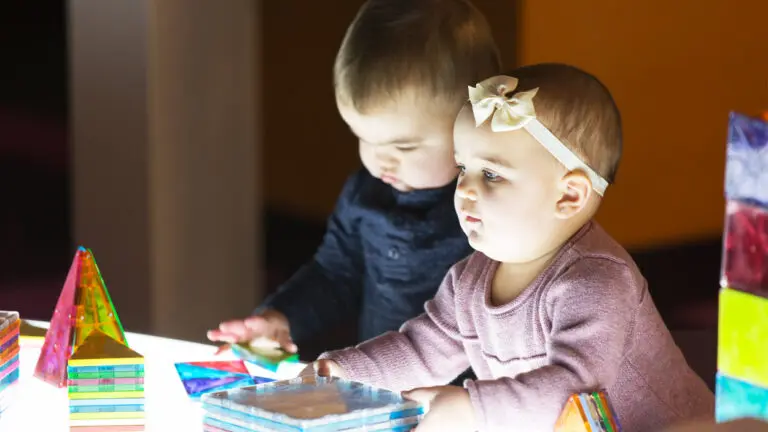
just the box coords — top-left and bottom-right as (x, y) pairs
(375, 151), (398, 171)
(456, 183), (478, 201)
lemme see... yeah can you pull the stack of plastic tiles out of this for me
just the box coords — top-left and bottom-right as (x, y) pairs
(0, 312), (20, 414)
(716, 112), (768, 423)
(200, 375), (424, 431)
(67, 329), (145, 429)
(554, 391), (622, 431)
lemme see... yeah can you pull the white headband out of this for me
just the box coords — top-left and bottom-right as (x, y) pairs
(468, 75), (609, 196)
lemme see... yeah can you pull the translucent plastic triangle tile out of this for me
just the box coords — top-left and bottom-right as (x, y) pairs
(201, 375), (423, 431)
(555, 390), (623, 431)
(35, 247), (129, 387)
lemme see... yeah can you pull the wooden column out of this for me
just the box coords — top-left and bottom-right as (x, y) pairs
(70, 0), (261, 342)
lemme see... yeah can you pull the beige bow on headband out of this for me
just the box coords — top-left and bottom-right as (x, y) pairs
(468, 76), (539, 132)
(467, 75), (610, 196)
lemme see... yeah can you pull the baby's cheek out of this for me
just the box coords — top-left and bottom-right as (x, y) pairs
(418, 154), (458, 180)
(358, 147), (377, 173)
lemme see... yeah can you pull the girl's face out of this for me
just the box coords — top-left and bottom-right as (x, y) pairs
(453, 106), (568, 263)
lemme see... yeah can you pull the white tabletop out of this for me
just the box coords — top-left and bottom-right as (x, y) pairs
(0, 321), (306, 431)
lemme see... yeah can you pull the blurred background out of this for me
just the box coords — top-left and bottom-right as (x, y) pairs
(0, 1), (766, 387)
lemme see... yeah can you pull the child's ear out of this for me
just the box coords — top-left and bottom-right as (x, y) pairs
(555, 170), (592, 219)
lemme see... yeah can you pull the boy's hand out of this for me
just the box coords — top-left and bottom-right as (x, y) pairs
(207, 309), (297, 353)
(403, 386), (476, 432)
(299, 359), (348, 380)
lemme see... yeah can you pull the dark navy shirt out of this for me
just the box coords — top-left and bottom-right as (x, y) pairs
(260, 168), (472, 344)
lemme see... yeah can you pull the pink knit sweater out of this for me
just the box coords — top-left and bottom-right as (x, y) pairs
(320, 221), (714, 431)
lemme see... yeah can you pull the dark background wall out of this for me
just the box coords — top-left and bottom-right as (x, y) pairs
(0, 1), (70, 286)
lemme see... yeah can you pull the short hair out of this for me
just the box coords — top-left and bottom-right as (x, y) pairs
(505, 63), (623, 183)
(334, 0), (501, 114)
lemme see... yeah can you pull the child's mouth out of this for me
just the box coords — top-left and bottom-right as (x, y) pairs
(381, 174), (399, 185)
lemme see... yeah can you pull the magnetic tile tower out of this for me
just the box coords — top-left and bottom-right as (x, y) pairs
(0, 311), (20, 414)
(34, 247), (134, 388)
(716, 112), (768, 423)
(554, 391), (622, 432)
(67, 329), (145, 428)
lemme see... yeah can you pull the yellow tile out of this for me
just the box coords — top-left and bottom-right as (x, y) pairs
(555, 394), (590, 431)
(68, 330), (144, 367)
(67, 390), (144, 400)
(718, 287), (768, 388)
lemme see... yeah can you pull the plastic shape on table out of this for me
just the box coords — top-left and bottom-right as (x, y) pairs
(724, 112), (768, 207)
(721, 200), (768, 297)
(200, 375), (424, 431)
(174, 360), (274, 399)
(34, 247), (129, 387)
(555, 390), (622, 432)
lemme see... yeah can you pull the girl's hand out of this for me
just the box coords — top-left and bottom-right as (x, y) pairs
(403, 385), (477, 432)
(299, 359), (348, 379)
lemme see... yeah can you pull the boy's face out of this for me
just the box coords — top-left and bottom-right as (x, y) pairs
(337, 94), (458, 192)
(452, 106), (567, 263)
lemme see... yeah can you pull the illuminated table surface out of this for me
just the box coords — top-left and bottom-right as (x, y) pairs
(0, 321), (306, 431)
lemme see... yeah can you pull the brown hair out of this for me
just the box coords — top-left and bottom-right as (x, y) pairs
(507, 63), (623, 183)
(334, 0), (501, 114)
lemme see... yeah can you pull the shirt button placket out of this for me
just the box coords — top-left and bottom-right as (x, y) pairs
(387, 247), (400, 260)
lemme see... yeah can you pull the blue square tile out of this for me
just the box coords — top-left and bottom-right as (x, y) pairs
(716, 373), (768, 422)
(725, 112), (768, 206)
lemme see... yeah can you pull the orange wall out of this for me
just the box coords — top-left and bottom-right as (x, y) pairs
(261, 1), (516, 219)
(518, 1), (768, 247)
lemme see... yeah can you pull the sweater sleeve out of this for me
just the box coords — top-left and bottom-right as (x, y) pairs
(318, 259), (472, 392)
(465, 258), (639, 432)
(258, 171), (365, 344)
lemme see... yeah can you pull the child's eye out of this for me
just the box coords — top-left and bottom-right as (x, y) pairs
(482, 169), (501, 182)
(456, 164), (466, 174)
(396, 144), (417, 152)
